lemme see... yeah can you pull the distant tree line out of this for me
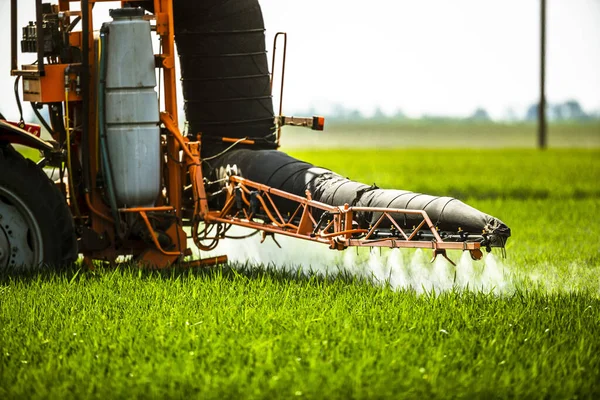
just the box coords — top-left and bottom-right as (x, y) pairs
(524, 100), (596, 122)
(315, 100), (599, 123)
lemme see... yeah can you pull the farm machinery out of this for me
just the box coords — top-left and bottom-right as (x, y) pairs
(0, 0), (510, 270)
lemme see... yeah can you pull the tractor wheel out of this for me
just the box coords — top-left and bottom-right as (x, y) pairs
(0, 145), (77, 270)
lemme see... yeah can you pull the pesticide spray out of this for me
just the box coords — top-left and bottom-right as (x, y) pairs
(197, 227), (514, 295)
(195, 225), (600, 295)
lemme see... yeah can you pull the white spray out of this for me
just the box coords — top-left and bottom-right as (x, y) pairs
(199, 229), (600, 295)
(197, 226), (515, 294)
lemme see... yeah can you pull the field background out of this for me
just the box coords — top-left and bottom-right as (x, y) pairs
(280, 120), (600, 149)
(2, 121), (600, 399)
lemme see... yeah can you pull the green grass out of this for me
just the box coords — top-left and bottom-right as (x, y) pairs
(1, 269), (598, 399)
(3, 125), (600, 399)
(287, 148), (600, 200)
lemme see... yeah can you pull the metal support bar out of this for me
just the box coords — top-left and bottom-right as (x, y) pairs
(538, 0), (547, 149)
(270, 32), (287, 146)
(35, 0), (45, 76)
(11, 0), (17, 72)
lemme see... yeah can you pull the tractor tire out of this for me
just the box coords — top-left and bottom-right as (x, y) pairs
(0, 145), (77, 270)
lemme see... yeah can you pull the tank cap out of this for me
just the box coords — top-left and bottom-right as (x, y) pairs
(109, 7), (145, 19)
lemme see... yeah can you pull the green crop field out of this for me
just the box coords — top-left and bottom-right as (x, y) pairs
(2, 122), (600, 399)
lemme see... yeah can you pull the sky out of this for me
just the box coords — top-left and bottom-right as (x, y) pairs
(1, 0), (598, 120)
(260, 0), (600, 118)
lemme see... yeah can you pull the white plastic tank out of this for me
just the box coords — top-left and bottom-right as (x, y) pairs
(105, 7), (160, 207)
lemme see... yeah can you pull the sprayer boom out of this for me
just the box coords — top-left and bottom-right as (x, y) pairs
(196, 175), (487, 264)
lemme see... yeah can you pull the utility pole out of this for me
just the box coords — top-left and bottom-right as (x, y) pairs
(538, 0), (547, 149)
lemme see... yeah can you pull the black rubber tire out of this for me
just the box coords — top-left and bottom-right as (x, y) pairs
(0, 145), (77, 268)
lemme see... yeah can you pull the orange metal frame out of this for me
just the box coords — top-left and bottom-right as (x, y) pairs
(200, 175), (482, 264)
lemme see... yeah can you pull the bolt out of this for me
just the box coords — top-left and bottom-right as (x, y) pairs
(12, 246), (18, 253)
